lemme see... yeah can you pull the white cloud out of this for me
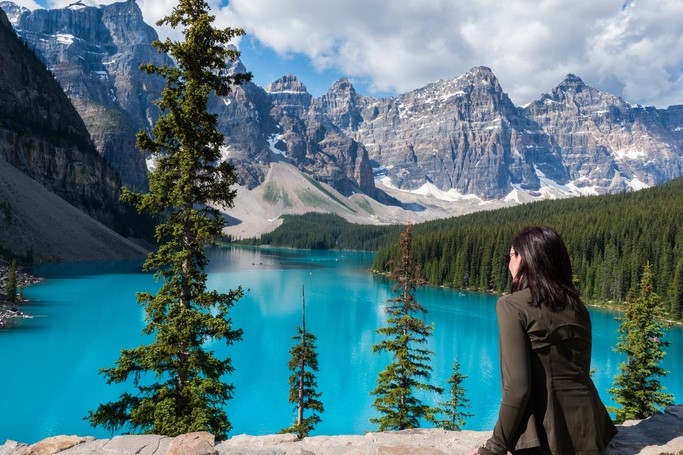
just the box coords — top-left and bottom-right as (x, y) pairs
(222, 0), (683, 108)
(19, 0), (683, 108)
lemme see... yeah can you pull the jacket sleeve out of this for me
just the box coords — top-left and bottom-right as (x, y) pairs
(481, 298), (532, 455)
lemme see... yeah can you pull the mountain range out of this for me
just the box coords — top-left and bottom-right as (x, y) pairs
(1, 0), (682, 245)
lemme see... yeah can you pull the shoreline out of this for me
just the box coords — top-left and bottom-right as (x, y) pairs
(0, 261), (43, 328)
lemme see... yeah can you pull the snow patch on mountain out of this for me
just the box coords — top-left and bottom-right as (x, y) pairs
(377, 177), (485, 203)
(267, 131), (286, 156)
(613, 146), (647, 160)
(54, 33), (75, 45)
(627, 177), (649, 190)
(411, 182), (483, 202)
(536, 166), (600, 197)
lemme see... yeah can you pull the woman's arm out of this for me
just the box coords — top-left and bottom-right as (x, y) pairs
(479, 298), (533, 454)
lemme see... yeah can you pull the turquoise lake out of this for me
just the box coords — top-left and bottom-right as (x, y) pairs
(1, 247), (681, 443)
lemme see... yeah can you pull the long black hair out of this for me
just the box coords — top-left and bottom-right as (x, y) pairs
(510, 226), (582, 310)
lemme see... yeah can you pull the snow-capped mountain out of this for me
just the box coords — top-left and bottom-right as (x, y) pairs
(3, 0), (682, 221)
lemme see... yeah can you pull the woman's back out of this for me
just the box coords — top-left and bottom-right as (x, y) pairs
(475, 226), (616, 455)
(497, 288), (616, 454)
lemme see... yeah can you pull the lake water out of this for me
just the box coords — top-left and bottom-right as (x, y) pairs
(1, 247), (681, 444)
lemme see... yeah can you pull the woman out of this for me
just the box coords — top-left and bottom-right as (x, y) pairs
(472, 226), (617, 455)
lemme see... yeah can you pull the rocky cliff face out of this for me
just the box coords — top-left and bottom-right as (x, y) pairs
(0, 8), (135, 234)
(318, 67), (683, 200)
(215, 72), (379, 198)
(2, 0), (172, 191)
(317, 67), (567, 199)
(266, 75), (376, 197)
(524, 74), (683, 193)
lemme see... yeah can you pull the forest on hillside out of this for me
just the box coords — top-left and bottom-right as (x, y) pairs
(243, 177), (683, 321)
(241, 213), (405, 251)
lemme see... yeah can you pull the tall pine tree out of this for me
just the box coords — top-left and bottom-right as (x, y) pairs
(88, 0), (251, 439)
(371, 224), (443, 431)
(281, 285), (324, 439)
(609, 262), (674, 423)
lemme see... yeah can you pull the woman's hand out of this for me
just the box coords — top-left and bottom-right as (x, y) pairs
(469, 448), (480, 455)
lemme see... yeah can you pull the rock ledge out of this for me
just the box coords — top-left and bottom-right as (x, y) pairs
(1, 405), (681, 455)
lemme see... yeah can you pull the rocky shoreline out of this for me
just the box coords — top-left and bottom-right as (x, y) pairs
(1, 405), (682, 455)
(0, 261), (43, 328)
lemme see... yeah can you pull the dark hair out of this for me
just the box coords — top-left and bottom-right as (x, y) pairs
(510, 226), (582, 310)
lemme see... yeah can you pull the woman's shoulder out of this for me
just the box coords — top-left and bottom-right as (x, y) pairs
(497, 288), (532, 308)
(496, 288), (533, 320)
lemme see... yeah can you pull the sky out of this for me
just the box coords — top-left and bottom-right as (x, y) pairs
(17, 0), (683, 108)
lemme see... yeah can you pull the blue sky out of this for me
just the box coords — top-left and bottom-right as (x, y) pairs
(19, 0), (683, 107)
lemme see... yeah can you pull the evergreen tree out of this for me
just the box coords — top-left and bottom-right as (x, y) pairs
(88, 0), (251, 439)
(667, 261), (683, 321)
(370, 224), (443, 431)
(609, 262), (674, 423)
(281, 286), (324, 439)
(5, 259), (17, 303)
(436, 360), (473, 431)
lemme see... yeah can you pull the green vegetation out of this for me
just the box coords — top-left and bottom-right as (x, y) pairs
(242, 212), (403, 250)
(371, 225), (442, 431)
(81, 99), (131, 132)
(4, 259), (17, 303)
(263, 181), (279, 204)
(263, 181), (293, 207)
(88, 0), (250, 439)
(354, 196), (375, 214)
(609, 263), (674, 422)
(302, 174), (356, 213)
(436, 360), (473, 431)
(281, 286), (324, 439)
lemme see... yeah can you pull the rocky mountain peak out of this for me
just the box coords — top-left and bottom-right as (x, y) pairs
(225, 44), (248, 76)
(329, 77), (356, 94)
(99, 0), (157, 47)
(267, 74), (312, 117)
(314, 77), (365, 131)
(0, 1), (26, 23)
(464, 65), (496, 82)
(558, 73), (587, 91)
(544, 73), (627, 111)
(266, 74), (309, 94)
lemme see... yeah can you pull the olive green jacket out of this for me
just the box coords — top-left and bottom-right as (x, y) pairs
(481, 288), (617, 455)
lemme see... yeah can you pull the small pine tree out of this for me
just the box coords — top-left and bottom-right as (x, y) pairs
(88, 0), (250, 439)
(609, 262), (674, 423)
(281, 285), (324, 439)
(370, 224), (443, 431)
(436, 360), (473, 431)
(5, 259), (17, 303)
